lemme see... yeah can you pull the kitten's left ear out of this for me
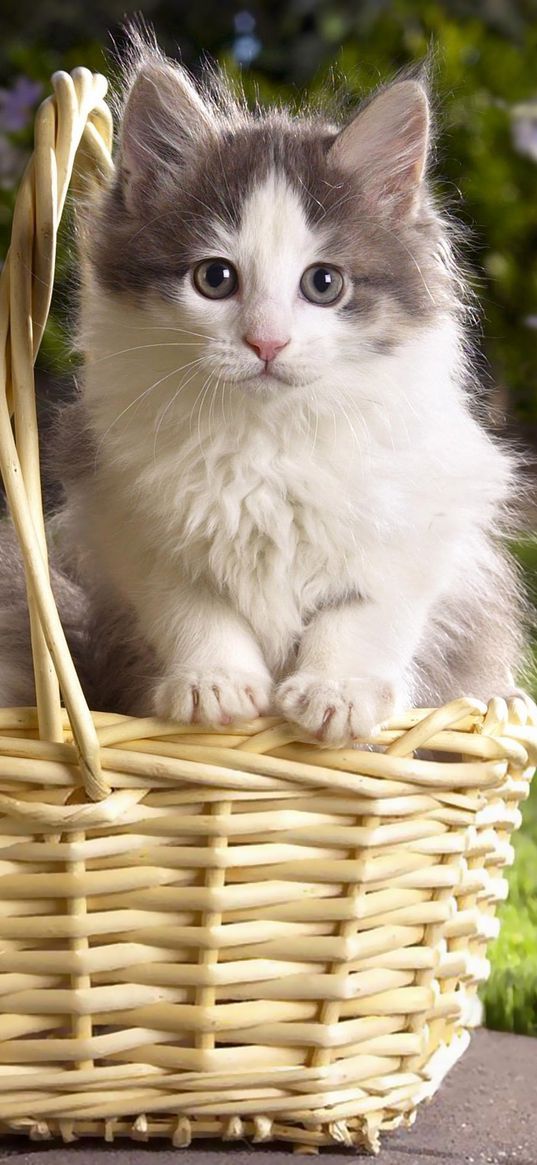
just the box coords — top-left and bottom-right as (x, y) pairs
(119, 57), (215, 214)
(328, 80), (430, 218)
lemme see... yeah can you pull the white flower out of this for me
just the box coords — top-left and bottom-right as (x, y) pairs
(512, 101), (537, 161)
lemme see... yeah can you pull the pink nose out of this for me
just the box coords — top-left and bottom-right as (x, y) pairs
(244, 335), (290, 363)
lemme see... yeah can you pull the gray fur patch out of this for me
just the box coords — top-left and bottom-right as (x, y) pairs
(0, 520), (158, 715)
(413, 547), (529, 704)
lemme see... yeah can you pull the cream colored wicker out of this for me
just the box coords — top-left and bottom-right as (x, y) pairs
(0, 68), (534, 1155)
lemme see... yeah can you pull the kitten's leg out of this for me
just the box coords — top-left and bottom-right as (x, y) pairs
(413, 552), (527, 707)
(0, 522), (91, 709)
(148, 582), (273, 725)
(276, 600), (418, 745)
(276, 542), (528, 745)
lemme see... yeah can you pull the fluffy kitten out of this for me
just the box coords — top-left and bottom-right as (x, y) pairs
(0, 40), (527, 744)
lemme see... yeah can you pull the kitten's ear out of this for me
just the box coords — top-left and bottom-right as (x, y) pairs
(119, 57), (214, 213)
(327, 80), (430, 218)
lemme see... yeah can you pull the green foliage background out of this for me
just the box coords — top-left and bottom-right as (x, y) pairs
(0, 0), (536, 1033)
(1, 0), (537, 434)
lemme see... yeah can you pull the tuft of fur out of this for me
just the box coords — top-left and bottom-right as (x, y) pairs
(0, 520), (156, 714)
(0, 31), (529, 741)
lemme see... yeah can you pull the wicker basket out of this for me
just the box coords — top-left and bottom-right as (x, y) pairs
(0, 68), (535, 1155)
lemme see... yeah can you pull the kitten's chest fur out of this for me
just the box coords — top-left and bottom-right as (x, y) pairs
(110, 421), (362, 670)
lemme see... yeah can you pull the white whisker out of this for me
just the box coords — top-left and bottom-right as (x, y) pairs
(207, 369), (222, 448)
(95, 357), (206, 461)
(109, 323), (220, 341)
(86, 342), (206, 366)
(152, 361), (208, 461)
(196, 371), (218, 466)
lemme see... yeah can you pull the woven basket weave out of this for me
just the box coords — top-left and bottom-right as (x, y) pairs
(0, 68), (535, 1154)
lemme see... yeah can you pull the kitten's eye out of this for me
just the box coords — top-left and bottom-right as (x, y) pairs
(193, 259), (238, 299)
(300, 264), (344, 305)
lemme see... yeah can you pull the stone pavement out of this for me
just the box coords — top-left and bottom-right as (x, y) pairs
(0, 1030), (534, 1165)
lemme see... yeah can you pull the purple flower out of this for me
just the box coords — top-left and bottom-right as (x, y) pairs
(0, 76), (43, 133)
(234, 11), (256, 35)
(232, 34), (261, 65)
(232, 10), (261, 63)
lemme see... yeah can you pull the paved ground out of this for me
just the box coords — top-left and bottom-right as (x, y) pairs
(0, 1030), (534, 1165)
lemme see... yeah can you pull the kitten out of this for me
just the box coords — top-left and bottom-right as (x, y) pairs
(0, 38), (527, 744)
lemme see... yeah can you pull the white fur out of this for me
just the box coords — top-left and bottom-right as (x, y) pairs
(65, 171), (516, 741)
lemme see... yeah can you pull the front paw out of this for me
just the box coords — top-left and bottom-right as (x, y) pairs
(152, 669), (273, 726)
(276, 673), (398, 746)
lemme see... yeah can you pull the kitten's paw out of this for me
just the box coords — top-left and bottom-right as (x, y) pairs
(152, 669), (273, 726)
(276, 673), (398, 746)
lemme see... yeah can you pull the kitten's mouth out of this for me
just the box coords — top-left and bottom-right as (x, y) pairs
(232, 366), (317, 388)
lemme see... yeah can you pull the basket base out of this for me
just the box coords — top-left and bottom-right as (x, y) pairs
(0, 1032), (473, 1155)
(1, 1112), (407, 1153)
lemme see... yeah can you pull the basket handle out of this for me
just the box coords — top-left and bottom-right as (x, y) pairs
(0, 69), (114, 800)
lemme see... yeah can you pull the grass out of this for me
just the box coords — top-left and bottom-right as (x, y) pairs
(483, 802), (537, 1035)
(481, 537), (537, 1036)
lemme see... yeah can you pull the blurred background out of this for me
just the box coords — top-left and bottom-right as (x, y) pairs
(0, 0), (536, 1035)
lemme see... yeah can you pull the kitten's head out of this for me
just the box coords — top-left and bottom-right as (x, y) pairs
(90, 40), (454, 407)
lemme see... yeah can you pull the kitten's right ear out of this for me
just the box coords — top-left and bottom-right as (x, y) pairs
(327, 80), (430, 219)
(119, 58), (214, 214)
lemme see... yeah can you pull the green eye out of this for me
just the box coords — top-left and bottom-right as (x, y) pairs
(193, 259), (238, 299)
(300, 264), (344, 305)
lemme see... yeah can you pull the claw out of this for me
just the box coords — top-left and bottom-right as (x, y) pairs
(317, 704), (336, 739)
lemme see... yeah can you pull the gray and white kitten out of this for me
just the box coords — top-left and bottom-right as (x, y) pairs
(0, 41), (527, 743)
